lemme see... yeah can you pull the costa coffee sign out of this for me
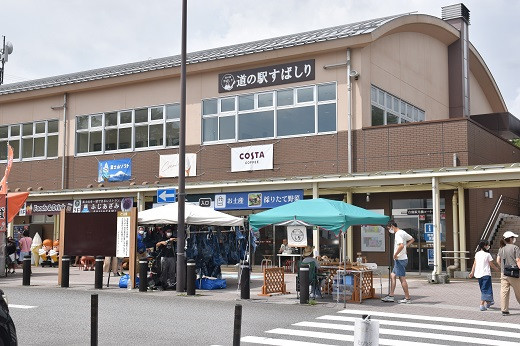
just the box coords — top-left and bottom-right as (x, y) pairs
(231, 144), (273, 172)
(219, 59), (315, 93)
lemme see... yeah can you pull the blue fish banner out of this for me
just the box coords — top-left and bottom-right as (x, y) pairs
(98, 158), (132, 182)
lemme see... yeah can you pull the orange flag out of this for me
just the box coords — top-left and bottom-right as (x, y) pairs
(0, 144), (13, 194)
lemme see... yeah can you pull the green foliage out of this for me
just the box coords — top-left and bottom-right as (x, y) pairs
(511, 138), (520, 148)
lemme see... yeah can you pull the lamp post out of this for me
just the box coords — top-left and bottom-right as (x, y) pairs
(0, 36), (14, 85)
(176, 0), (187, 292)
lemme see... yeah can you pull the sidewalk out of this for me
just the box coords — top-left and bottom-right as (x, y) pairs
(2, 265), (520, 322)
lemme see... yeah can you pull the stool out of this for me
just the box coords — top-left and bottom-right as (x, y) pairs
(283, 259), (293, 273)
(78, 256), (95, 271)
(261, 255), (273, 271)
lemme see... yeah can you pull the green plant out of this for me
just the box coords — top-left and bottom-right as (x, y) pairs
(309, 299), (317, 305)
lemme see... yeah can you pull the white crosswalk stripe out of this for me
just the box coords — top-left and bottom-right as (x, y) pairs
(241, 309), (520, 345)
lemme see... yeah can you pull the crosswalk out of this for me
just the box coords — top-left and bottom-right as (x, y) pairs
(241, 309), (520, 345)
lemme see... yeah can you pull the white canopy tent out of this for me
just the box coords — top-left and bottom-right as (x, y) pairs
(137, 202), (244, 227)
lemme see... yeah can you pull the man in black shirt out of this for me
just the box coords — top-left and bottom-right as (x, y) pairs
(156, 229), (177, 290)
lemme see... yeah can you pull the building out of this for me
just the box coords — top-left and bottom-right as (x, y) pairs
(1, 4), (519, 273)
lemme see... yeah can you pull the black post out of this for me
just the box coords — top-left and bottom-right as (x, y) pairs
(233, 304), (242, 346)
(186, 259), (196, 295)
(139, 258), (148, 292)
(22, 254), (31, 286)
(240, 261), (250, 300)
(94, 256), (104, 289)
(300, 264), (309, 304)
(91, 294), (98, 346)
(61, 255), (70, 288)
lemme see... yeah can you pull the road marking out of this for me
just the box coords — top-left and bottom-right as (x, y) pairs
(8, 304), (37, 309)
(241, 336), (334, 346)
(294, 321), (518, 346)
(265, 328), (437, 346)
(339, 309), (520, 329)
(318, 315), (520, 339)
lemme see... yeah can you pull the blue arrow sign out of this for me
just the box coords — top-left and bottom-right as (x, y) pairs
(157, 188), (176, 203)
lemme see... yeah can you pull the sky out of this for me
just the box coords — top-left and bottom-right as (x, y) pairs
(1, 0), (519, 116)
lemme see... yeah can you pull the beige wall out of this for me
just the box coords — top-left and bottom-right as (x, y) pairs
(469, 70), (493, 114)
(359, 32), (450, 128)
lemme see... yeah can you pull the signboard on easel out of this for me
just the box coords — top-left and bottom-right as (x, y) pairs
(287, 225), (307, 248)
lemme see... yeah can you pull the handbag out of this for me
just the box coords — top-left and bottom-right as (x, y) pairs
(503, 259), (520, 278)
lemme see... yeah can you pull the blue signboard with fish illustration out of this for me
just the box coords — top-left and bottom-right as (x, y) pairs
(97, 158), (132, 183)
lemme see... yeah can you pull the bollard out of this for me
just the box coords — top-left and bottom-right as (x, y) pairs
(91, 294), (98, 346)
(23, 255), (31, 286)
(61, 256), (70, 288)
(233, 303), (242, 346)
(240, 261), (250, 300)
(94, 256), (104, 289)
(139, 258), (148, 292)
(186, 259), (196, 296)
(299, 264), (309, 304)
(354, 315), (379, 346)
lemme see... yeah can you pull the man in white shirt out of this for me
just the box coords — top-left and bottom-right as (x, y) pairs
(382, 220), (414, 304)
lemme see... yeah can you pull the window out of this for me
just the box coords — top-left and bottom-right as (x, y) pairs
(75, 103), (181, 155)
(371, 85), (425, 126)
(202, 83), (337, 143)
(0, 120), (59, 161)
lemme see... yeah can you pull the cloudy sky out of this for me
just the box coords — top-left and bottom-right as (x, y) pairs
(2, 0), (519, 116)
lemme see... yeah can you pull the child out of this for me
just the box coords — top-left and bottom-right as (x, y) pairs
(469, 240), (499, 311)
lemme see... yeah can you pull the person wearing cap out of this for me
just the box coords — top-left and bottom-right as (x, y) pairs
(301, 245), (322, 298)
(496, 230), (520, 316)
(382, 220), (414, 304)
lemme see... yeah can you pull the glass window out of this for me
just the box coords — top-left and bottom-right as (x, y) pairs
(34, 137), (45, 157)
(10, 140), (19, 159)
(105, 112), (117, 126)
(166, 122), (180, 146)
(371, 105), (384, 126)
(203, 99), (218, 115)
(418, 110), (425, 121)
(370, 87), (377, 103)
(387, 113), (399, 124)
(258, 93), (273, 108)
(400, 101), (406, 116)
(47, 136), (59, 157)
(77, 116), (88, 130)
(203, 117), (218, 142)
(35, 122), (46, 134)
(0, 142), (7, 159)
(22, 123), (33, 136)
(318, 84), (336, 102)
(149, 124), (163, 146)
(105, 129), (117, 151)
(318, 104), (336, 132)
(135, 108), (148, 123)
(277, 89), (293, 107)
(90, 131), (102, 152)
(48, 120), (59, 133)
(151, 107), (163, 121)
(77, 133), (88, 153)
(166, 104), (180, 120)
(22, 138), (33, 158)
(91, 114), (103, 128)
(221, 98), (235, 112)
(238, 110), (274, 140)
(239, 95), (254, 111)
(219, 116), (235, 140)
(118, 128), (131, 149)
(120, 111), (132, 124)
(10, 125), (20, 137)
(393, 98), (399, 113)
(297, 87), (314, 103)
(378, 90), (385, 106)
(134, 126), (148, 148)
(0, 127), (7, 139)
(277, 106), (314, 136)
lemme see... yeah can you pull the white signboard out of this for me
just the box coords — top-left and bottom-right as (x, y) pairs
(231, 144), (273, 172)
(159, 153), (197, 178)
(116, 211), (131, 258)
(287, 225), (307, 248)
(361, 225), (385, 252)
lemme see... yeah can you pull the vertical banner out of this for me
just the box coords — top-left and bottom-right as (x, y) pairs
(0, 144), (13, 193)
(361, 225), (385, 252)
(159, 153), (197, 178)
(0, 194), (6, 232)
(287, 225), (307, 248)
(116, 211), (131, 257)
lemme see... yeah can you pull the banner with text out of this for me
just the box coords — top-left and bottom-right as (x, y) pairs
(98, 158), (132, 183)
(231, 144), (273, 172)
(159, 153), (197, 178)
(287, 225), (308, 248)
(214, 189), (303, 210)
(116, 211), (131, 257)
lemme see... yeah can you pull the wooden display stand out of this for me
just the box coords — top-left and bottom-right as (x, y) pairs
(258, 267), (289, 296)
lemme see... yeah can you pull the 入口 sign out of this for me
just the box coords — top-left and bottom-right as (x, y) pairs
(231, 144), (273, 172)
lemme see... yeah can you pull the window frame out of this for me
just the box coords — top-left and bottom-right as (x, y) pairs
(370, 85), (425, 126)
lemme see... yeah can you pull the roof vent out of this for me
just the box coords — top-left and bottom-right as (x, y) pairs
(442, 3), (470, 24)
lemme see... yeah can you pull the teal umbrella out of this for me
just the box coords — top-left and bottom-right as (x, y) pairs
(248, 198), (389, 234)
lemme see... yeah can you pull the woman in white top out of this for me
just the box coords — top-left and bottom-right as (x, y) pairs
(469, 240), (499, 311)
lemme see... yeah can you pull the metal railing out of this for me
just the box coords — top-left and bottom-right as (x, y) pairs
(477, 195), (504, 252)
